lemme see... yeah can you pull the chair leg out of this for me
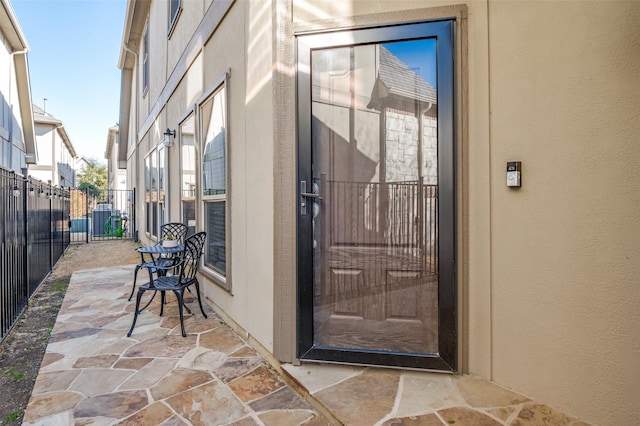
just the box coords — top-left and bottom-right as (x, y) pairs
(128, 265), (141, 301)
(194, 282), (208, 319)
(175, 289), (187, 337)
(159, 291), (166, 316)
(127, 289), (145, 337)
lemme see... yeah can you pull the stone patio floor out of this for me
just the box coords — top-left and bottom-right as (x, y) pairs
(22, 264), (593, 425)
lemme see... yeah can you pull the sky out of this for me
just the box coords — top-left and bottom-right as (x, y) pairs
(11, 0), (127, 164)
(384, 38), (437, 89)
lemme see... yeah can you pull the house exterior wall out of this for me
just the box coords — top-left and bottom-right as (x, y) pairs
(106, 129), (126, 190)
(30, 122), (75, 186)
(0, 22), (27, 172)
(121, 1), (640, 425)
(123, 0), (276, 348)
(486, 3), (639, 424)
(289, 1), (640, 424)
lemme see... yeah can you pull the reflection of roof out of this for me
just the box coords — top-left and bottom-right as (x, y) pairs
(370, 46), (437, 107)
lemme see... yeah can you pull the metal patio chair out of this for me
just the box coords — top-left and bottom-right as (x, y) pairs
(128, 222), (188, 301)
(127, 232), (208, 337)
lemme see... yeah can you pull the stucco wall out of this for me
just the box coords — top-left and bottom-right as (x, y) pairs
(0, 32), (27, 172)
(125, 1), (639, 424)
(159, 1), (274, 351)
(292, 1), (640, 425)
(488, 1), (640, 424)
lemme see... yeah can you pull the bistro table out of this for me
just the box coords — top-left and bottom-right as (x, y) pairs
(130, 243), (186, 310)
(137, 243), (185, 260)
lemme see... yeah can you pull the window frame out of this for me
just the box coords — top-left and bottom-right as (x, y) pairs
(144, 142), (168, 240)
(198, 71), (231, 290)
(179, 111), (197, 237)
(168, 0), (181, 36)
(142, 21), (150, 96)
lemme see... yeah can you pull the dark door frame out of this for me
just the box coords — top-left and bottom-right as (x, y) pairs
(296, 19), (457, 371)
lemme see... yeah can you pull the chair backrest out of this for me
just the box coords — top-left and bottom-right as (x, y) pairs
(181, 232), (207, 282)
(161, 222), (188, 242)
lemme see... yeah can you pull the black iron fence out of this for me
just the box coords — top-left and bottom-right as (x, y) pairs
(0, 168), (70, 342)
(69, 188), (135, 243)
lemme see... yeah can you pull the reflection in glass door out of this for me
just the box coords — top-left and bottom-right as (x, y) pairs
(297, 21), (456, 370)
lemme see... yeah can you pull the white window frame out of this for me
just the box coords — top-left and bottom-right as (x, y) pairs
(144, 142), (167, 240)
(142, 21), (149, 95)
(168, 0), (181, 35)
(179, 112), (197, 237)
(198, 72), (230, 289)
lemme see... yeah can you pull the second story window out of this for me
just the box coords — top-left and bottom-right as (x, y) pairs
(169, 0), (180, 33)
(142, 23), (149, 94)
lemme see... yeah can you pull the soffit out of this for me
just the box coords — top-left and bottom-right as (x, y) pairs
(0, 0), (28, 51)
(118, 0), (150, 69)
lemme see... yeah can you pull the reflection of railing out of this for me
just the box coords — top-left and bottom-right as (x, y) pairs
(318, 179), (438, 269)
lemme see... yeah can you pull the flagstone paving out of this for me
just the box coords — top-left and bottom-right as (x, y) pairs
(23, 264), (592, 425)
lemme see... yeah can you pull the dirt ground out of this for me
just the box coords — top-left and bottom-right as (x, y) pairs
(0, 240), (142, 425)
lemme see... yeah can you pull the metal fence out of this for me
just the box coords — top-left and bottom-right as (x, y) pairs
(0, 168), (70, 342)
(69, 188), (135, 243)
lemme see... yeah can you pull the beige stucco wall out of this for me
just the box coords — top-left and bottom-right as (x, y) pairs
(293, 1), (640, 425)
(125, 0), (639, 424)
(130, 0), (277, 351)
(488, 2), (640, 424)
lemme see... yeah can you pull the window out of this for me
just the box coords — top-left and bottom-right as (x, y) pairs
(144, 144), (166, 239)
(145, 155), (152, 235)
(169, 0), (180, 33)
(142, 23), (149, 94)
(180, 114), (196, 236)
(200, 77), (228, 280)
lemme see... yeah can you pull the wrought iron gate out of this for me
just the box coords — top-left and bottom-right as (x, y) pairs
(69, 188), (135, 243)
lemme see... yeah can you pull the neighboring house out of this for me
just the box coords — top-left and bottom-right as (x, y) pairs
(105, 125), (126, 190)
(117, 2), (640, 425)
(0, 0), (36, 172)
(74, 155), (92, 181)
(29, 104), (77, 187)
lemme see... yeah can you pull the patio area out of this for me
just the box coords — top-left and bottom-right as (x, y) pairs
(22, 263), (591, 425)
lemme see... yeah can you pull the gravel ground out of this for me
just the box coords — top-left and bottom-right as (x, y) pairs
(0, 240), (141, 425)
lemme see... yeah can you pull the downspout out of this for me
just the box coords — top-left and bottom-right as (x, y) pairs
(122, 43), (139, 241)
(122, 42), (139, 158)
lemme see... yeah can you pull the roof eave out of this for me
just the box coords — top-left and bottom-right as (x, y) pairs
(105, 126), (118, 159)
(118, 0), (150, 166)
(13, 54), (37, 163)
(56, 126), (77, 158)
(1, 0), (29, 51)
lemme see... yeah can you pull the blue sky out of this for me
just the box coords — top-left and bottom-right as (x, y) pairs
(384, 38), (437, 88)
(11, 0), (127, 163)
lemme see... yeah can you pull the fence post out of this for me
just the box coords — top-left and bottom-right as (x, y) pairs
(21, 170), (28, 299)
(49, 182), (53, 271)
(85, 188), (89, 243)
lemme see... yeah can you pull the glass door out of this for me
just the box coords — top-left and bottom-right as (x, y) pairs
(297, 21), (456, 371)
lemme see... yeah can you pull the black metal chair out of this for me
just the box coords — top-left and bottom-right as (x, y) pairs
(128, 222), (188, 301)
(127, 232), (208, 337)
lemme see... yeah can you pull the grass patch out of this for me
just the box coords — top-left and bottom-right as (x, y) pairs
(51, 281), (68, 292)
(3, 410), (22, 423)
(3, 367), (24, 382)
(45, 322), (55, 336)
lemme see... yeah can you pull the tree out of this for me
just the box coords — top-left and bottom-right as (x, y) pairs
(78, 161), (107, 197)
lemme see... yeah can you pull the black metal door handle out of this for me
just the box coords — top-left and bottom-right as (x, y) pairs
(301, 192), (323, 200)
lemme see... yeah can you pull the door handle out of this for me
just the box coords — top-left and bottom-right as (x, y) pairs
(300, 181), (322, 215)
(301, 192), (323, 200)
